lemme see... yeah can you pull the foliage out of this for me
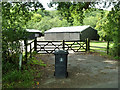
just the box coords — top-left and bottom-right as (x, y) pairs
(26, 10), (70, 33)
(3, 69), (34, 86)
(48, 2), (92, 26)
(95, 1), (120, 56)
(83, 9), (108, 28)
(2, 2), (43, 64)
(2, 2), (45, 88)
(95, 11), (110, 41)
(28, 57), (46, 67)
(31, 13), (42, 22)
(2, 65), (34, 88)
(2, 61), (18, 74)
(36, 9), (50, 17)
(113, 56), (120, 60)
(2, 60), (34, 88)
(2, 55), (45, 88)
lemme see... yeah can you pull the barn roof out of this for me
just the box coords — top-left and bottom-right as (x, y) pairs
(26, 29), (42, 33)
(45, 25), (90, 33)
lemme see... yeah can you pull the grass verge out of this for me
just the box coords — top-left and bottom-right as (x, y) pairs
(2, 54), (46, 88)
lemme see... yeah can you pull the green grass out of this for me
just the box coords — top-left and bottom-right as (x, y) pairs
(65, 42), (86, 51)
(65, 41), (113, 52)
(2, 54), (46, 88)
(90, 41), (113, 52)
(3, 69), (34, 88)
(64, 41), (115, 55)
(90, 41), (113, 48)
(90, 41), (107, 47)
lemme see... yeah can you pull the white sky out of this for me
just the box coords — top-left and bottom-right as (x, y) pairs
(39, 0), (114, 11)
(39, 0), (56, 10)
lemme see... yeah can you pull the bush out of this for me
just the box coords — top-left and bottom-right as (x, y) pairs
(2, 69), (34, 88)
(2, 61), (18, 74)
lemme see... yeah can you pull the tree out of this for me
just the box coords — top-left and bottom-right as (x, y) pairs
(48, 2), (91, 26)
(2, 2), (44, 64)
(95, 1), (120, 56)
(31, 13), (42, 22)
(36, 9), (50, 17)
(106, 2), (120, 56)
(83, 9), (108, 28)
(26, 10), (70, 33)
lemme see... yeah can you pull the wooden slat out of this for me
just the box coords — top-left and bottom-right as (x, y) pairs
(90, 46), (106, 49)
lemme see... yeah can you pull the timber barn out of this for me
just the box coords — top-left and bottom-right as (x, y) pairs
(44, 25), (99, 41)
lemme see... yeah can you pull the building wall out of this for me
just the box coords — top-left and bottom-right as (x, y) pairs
(27, 32), (42, 40)
(45, 27), (99, 41)
(81, 27), (99, 40)
(45, 32), (80, 41)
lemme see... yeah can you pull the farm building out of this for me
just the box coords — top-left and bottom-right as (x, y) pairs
(44, 25), (99, 41)
(26, 29), (42, 39)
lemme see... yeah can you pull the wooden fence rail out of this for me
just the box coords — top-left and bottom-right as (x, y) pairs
(24, 37), (111, 63)
(24, 39), (35, 63)
(24, 37), (96, 62)
(90, 41), (110, 54)
(24, 37), (90, 62)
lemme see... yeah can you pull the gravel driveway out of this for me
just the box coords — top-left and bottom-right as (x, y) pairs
(34, 52), (118, 88)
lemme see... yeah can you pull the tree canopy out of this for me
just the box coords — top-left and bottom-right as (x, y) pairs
(2, 1), (120, 64)
(95, 1), (120, 56)
(2, 2), (44, 63)
(26, 10), (70, 33)
(48, 2), (92, 26)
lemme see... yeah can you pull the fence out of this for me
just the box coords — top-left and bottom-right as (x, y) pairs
(36, 40), (88, 54)
(24, 37), (90, 62)
(24, 39), (35, 63)
(90, 40), (110, 54)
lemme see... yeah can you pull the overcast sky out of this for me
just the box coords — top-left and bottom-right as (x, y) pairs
(39, 0), (56, 10)
(39, 0), (114, 11)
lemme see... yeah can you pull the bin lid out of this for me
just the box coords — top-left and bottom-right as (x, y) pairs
(54, 50), (69, 54)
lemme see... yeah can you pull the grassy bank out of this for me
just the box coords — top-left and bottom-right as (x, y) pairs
(2, 55), (46, 88)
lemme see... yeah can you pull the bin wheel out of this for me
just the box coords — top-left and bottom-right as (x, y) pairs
(66, 72), (68, 78)
(54, 72), (55, 76)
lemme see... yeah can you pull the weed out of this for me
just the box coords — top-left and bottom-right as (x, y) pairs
(28, 57), (46, 66)
(2, 69), (34, 88)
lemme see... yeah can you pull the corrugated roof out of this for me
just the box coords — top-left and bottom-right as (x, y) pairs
(45, 25), (90, 33)
(26, 29), (42, 33)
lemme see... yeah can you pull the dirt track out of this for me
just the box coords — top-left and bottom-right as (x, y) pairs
(34, 52), (118, 88)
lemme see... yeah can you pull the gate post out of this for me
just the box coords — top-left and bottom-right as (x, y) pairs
(107, 40), (109, 54)
(88, 38), (90, 51)
(86, 38), (90, 51)
(62, 40), (65, 50)
(30, 43), (32, 58)
(85, 39), (87, 51)
(24, 39), (27, 64)
(34, 37), (37, 52)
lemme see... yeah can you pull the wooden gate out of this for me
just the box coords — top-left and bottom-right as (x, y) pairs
(35, 40), (89, 54)
(24, 38), (90, 62)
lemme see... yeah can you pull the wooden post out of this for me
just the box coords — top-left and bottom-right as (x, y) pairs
(34, 37), (37, 52)
(62, 40), (65, 50)
(30, 43), (32, 58)
(85, 38), (87, 51)
(107, 40), (109, 54)
(86, 38), (90, 52)
(24, 39), (27, 64)
(88, 38), (90, 51)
